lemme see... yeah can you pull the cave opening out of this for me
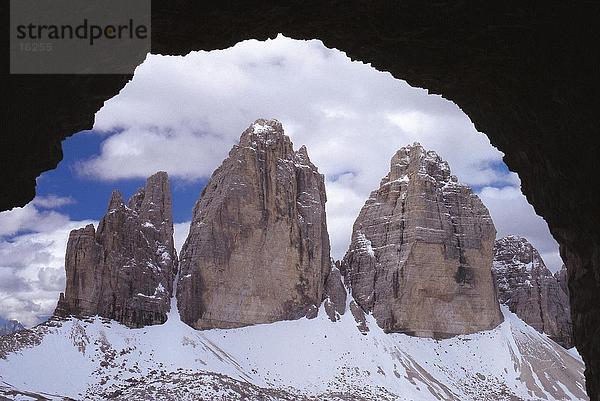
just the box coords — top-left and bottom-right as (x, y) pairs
(3, 3), (598, 395)
(2, 37), (583, 399)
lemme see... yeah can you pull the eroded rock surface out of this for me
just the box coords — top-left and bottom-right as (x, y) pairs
(177, 119), (331, 329)
(54, 172), (178, 327)
(343, 143), (502, 338)
(493, 236), (573, 348)
(323, 261), (347, 322)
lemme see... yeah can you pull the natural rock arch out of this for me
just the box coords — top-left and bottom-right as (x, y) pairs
(3, 2), (599, 398)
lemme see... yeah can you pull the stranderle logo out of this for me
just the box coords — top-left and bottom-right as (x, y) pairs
(10, 0), (151, 74)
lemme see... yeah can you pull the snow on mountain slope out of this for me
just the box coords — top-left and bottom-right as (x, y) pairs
(0, 298), (587, 401)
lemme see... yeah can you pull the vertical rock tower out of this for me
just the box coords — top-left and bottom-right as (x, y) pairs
(342, 143), (502, 338)
(55, 171), (178, 327)
(493, 236), (573, 347)
(177, 119), (331, 329)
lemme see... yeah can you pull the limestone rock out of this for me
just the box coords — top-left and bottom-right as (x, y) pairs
(323, 261), (347, 322)
(54, 172), (178, 327)
(349, 301), (369, 334)
(177, 119), (331, 329)
(556, 264), (570, 296)
(342, 143), (502, 338)
(493, 236), (573, 348)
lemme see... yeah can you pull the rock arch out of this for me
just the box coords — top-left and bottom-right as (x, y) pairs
(2, 2), (599, 398)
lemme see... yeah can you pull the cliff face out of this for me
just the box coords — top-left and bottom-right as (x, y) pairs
(342, 143), (502, 338)
(493, 236), (573, 348)
(323, 261), (347, 322)
(54, 172), (178, 327)
(177, 119), (331, 329)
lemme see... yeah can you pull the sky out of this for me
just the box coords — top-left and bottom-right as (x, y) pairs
(0, 35), (562, 327)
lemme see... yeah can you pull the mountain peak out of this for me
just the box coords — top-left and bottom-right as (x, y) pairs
(0, 318), (25, 336)
(493, 236), (573, 347)
(497, 234), (528, 243)
(237, 118), (293, 156)
(386, 143), (454, 188)
(145, 171), (169, 193)
(344, 143), (502, 338)
(493, 235), (551, 275)
(55, 172), (177, 328)
(178, 119), (332, 330)
(108, 190), (124, 211)
(250, 118), (282, 133)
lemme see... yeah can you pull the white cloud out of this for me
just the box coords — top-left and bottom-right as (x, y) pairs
(478, 186), (563, 271)
(0, 220), (96, 326)
(0, 194), (94, 326)
(325, 174), (370, 259)
(32, 195), (75, 209)
(0, 197), (73, 238)
(173, 221), (191, 255)
(88, 35), (515, 188)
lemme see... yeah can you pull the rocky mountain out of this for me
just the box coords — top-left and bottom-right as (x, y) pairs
(54, 171), (178, 328)
(342, 143), (502, 338)
(177, 119), (333, 329)
(0, 319), (24, 337)
(493, 235), (573, 348)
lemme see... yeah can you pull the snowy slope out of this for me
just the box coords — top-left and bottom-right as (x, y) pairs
(0, 293), (588, 401)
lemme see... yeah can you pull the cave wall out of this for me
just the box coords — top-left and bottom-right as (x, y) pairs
(2, 2), (599, 398)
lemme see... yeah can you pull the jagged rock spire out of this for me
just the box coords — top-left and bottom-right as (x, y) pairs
(177, 119), (332, 329)
(342, 143), (502, 338)
(493, 235), (573, 347)
(55, 171), (178, 327)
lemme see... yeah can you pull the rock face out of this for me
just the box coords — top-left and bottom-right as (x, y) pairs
(177, 119), (331, 329)
(323, 261), (347, 322)
(556, 264), (570, 298)
(493, 236), (573, 348)
(342, 143), (502, 338)
(54, 172), (178, 327)
(0, 318), (24, 337)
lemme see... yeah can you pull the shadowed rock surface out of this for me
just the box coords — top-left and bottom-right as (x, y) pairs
(493, 236), (573, 348)
(54, 172), (178, 327)
(343, 143), (502, 338)
(323, 261), (347, 322)
(557, 264), (570, 299)
(177, 119), (331, 329)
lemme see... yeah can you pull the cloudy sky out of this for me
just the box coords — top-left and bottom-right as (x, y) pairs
(0, 35), (562, 326)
